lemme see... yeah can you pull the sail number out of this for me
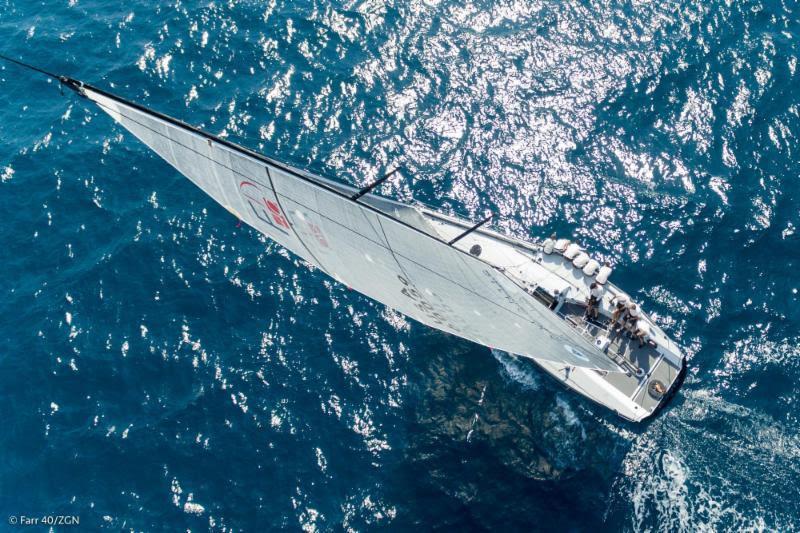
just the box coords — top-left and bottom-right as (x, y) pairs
(396, 275), (462, 334)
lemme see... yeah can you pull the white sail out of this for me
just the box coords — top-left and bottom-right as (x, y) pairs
(83, 85), (621, 372)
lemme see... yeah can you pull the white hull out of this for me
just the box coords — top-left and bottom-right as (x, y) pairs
(529, 356), (684, 422)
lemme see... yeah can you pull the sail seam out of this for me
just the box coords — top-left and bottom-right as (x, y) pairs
(262, 165), (330, 273)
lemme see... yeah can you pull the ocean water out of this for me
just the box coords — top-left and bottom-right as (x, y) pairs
(1, 0), (799, 530)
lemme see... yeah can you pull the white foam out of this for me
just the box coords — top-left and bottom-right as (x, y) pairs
(492, 350), (539, 390)
(183, 498), (204, 515)
(555, 395), (586, 441)
(170, 478), (182, 507)
(1, 166), (15, 182)
(315, 447), (327, 473)
(620, 391), (799, 531)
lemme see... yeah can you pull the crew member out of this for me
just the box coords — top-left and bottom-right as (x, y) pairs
(550, 287), (568, 311)
(633, 319), (652, 348)
(585, 282), (602, 319)
(624, 302), (640, 332)
(610, 301), (626, 331)
(542, 233), (557, 254)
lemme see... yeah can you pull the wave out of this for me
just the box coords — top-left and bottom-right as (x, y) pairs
(612, 389), (799, 531)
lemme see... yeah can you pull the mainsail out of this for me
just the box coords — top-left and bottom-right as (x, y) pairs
(64, 79), (620, 372)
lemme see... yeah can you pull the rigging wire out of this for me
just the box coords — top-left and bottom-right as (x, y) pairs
(0, 53), (61, 80)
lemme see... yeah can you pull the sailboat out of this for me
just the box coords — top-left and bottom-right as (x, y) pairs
(2, 56), (685, 422)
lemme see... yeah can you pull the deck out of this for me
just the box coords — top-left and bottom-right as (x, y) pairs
(559, 302), (681, 413)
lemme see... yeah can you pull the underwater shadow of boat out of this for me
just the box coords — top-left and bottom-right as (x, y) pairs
(388, 330), (632, 528)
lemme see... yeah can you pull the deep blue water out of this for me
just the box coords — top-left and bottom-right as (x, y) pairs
(1, 0), (799, 530)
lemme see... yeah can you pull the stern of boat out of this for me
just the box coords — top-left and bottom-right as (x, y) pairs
(525, 304), (686, 422)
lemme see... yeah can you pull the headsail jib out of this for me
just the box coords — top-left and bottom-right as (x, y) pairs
(79, 84), (619, 372)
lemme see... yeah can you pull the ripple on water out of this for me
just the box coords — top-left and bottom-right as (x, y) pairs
(2, 0), (800, 530)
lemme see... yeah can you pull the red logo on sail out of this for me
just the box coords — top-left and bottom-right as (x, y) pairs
(239, 180), (290, 234)
(265, 199), (289, 229)
(307, 221), (329, 248)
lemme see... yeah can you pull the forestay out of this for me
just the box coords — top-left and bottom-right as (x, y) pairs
(82, 85), (620, 372)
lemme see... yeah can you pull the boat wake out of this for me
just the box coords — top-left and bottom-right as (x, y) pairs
(611, 389), (800, 531)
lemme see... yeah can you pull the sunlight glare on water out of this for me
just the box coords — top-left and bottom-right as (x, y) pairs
(1, 0), (799, 530)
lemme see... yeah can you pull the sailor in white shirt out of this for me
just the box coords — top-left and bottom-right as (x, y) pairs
(633, 319), (652, 348)
(585, 282), (603, 319)
(624, 302), (640, 332)
(542, 233), (557, 255)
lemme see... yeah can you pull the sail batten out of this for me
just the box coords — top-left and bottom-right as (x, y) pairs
(81, 83), (621, 372)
